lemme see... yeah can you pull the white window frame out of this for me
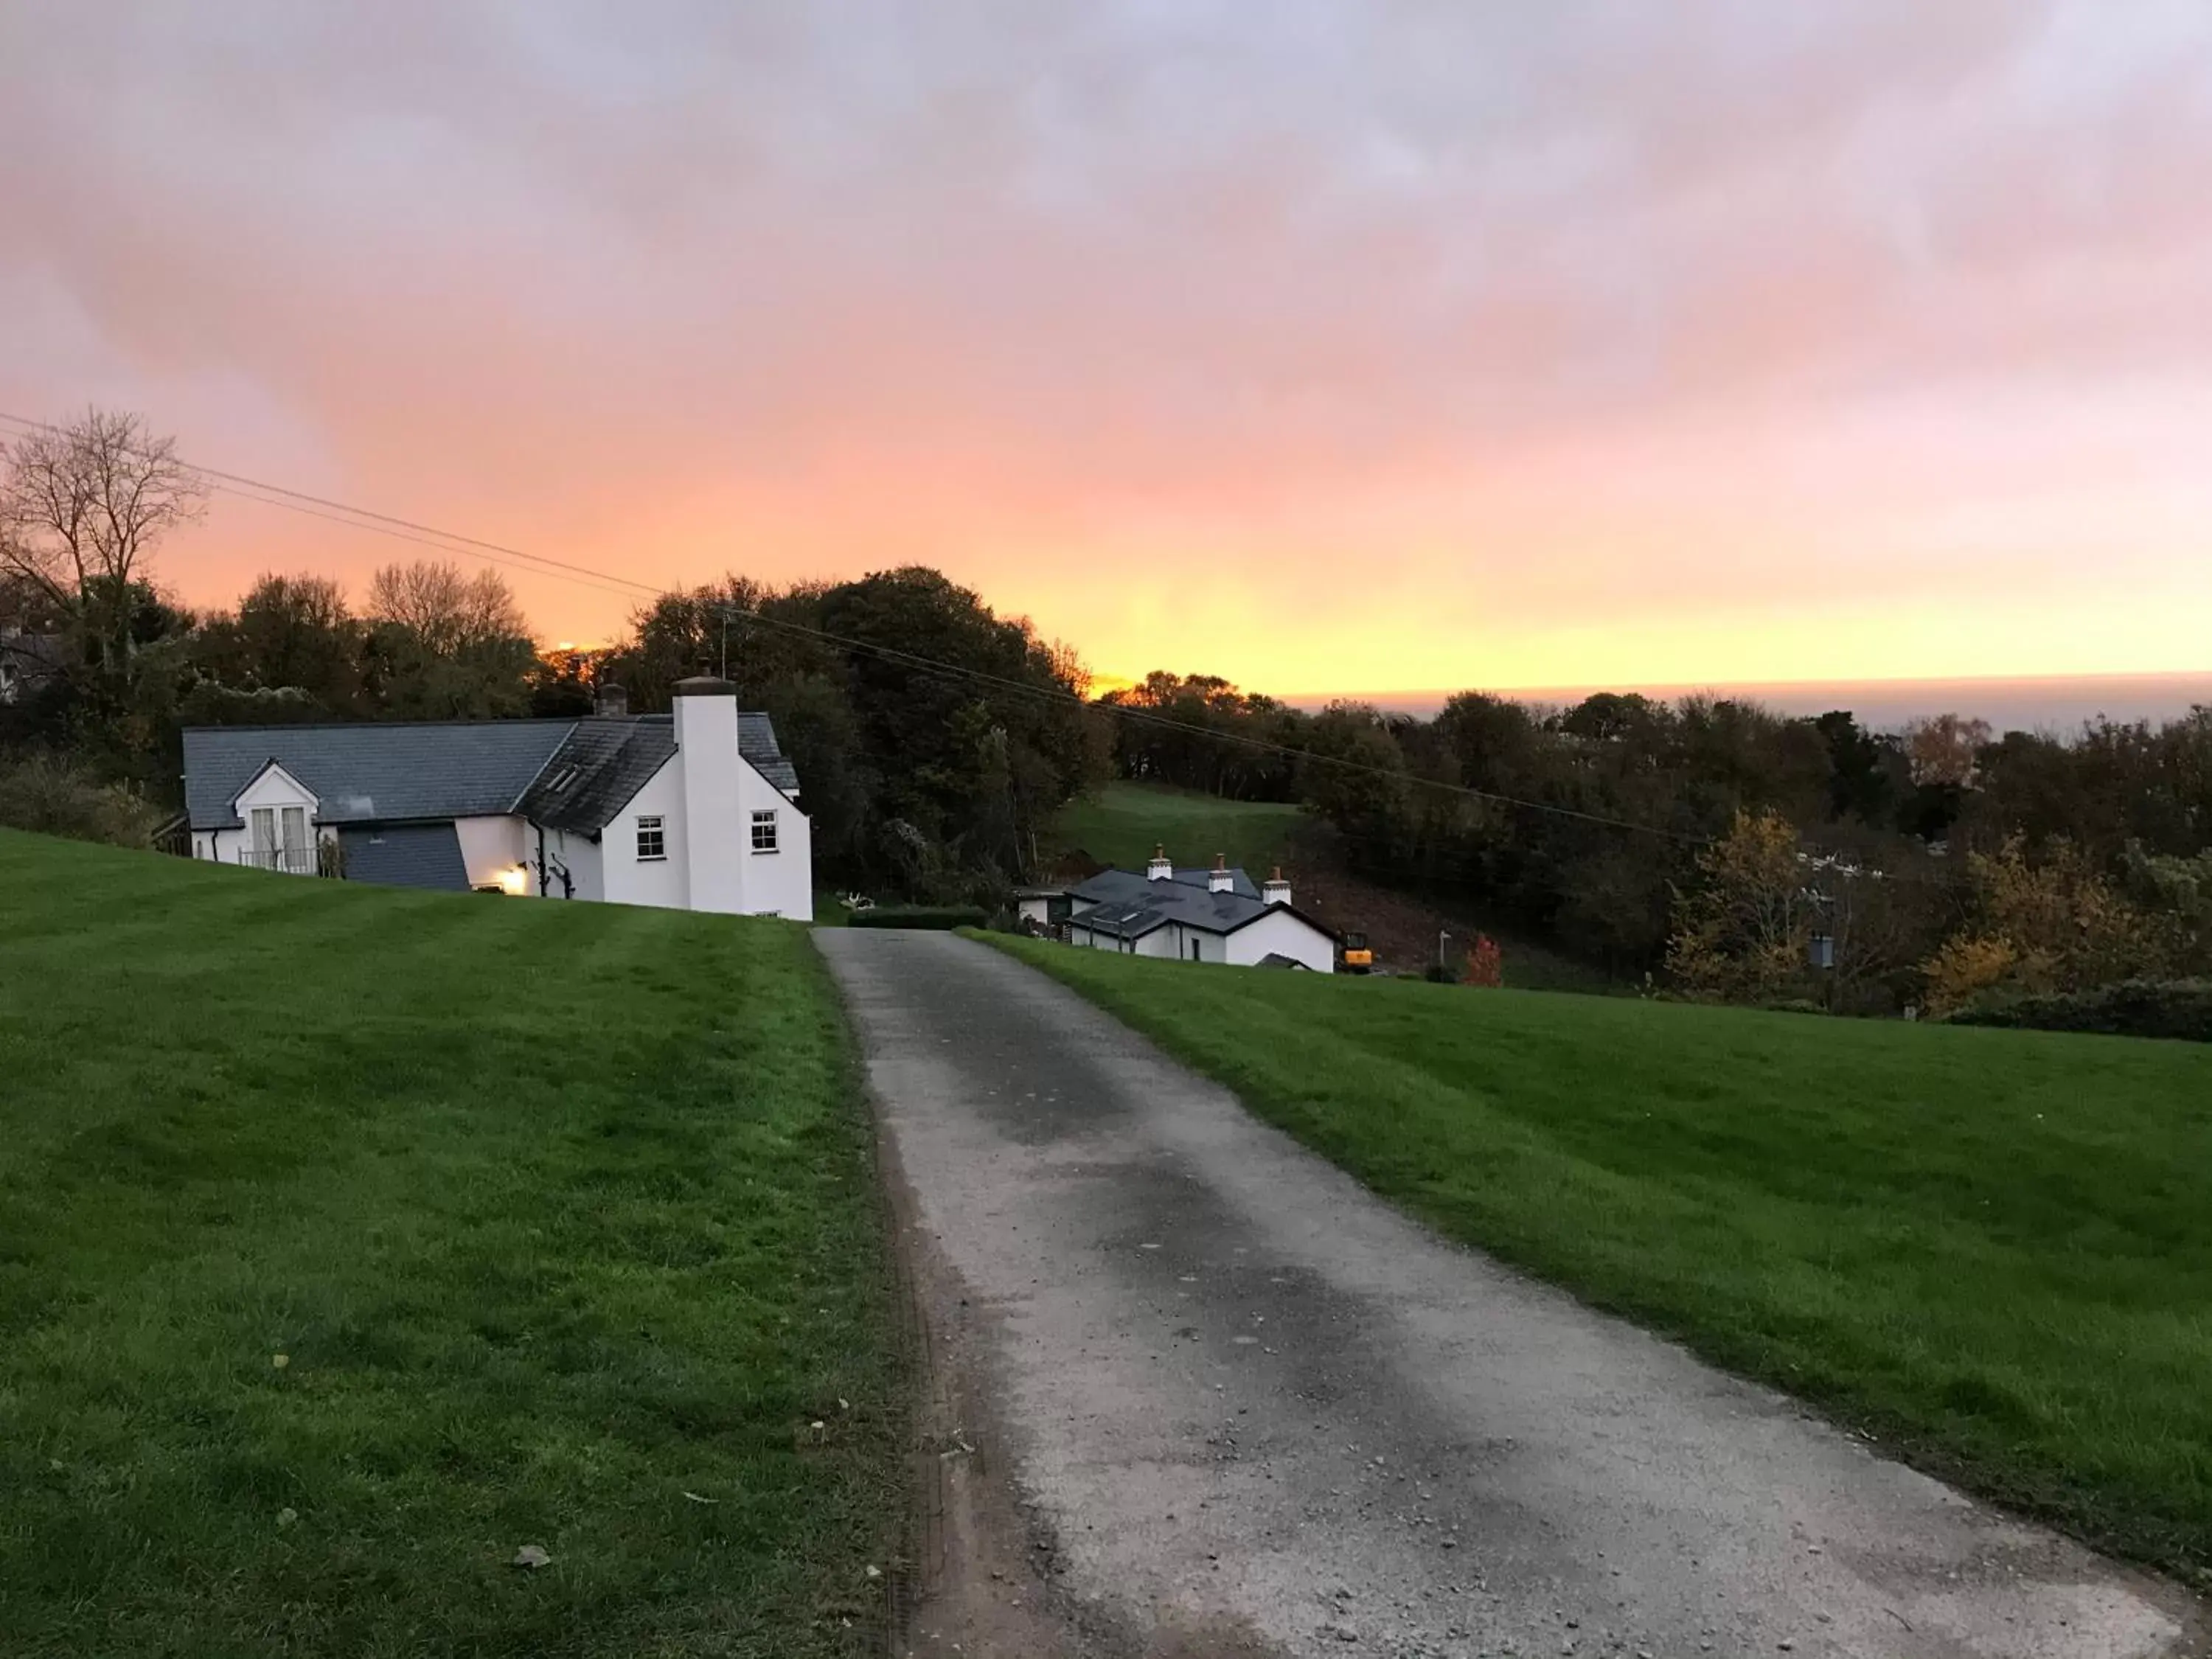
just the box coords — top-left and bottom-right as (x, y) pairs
(250, 807), (276, 855)
(750, 809), (779, 854)
(635, 815), (666, 861)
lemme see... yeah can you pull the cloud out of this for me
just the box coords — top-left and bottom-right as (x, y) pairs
(2, 0), (2209, 687)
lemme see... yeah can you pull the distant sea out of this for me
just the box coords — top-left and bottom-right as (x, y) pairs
(1284, 672), (2212, 735)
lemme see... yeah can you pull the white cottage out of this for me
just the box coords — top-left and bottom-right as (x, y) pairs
(180, 676), (812, 919)
(1050, 848), (1338, 972)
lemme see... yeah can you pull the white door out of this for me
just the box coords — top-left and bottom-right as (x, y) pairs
(251, 807), (276, 866)
(280, 807), (308, 873)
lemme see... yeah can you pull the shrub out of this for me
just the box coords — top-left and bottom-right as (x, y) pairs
(0, 752), (164, 847)
(1947, 980), (2212, 1044)
(1921, 933), (2022, 1018)
(846, 905), (989, 931)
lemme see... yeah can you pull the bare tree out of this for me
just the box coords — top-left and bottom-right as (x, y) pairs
(365, 560), (527, 657)
(364, 559), (537, 717)
(0, 409), (206, 678)
(1904, 712), (1993, 788)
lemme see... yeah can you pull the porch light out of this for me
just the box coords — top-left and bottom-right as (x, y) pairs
(496, 865), (529, 897)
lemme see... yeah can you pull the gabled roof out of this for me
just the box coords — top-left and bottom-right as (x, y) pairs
(181, 712), (799, 832)
(1068, 869), (1336, 945)
(184, 720), (573, 830)
(513, 720), (675, 834)
(622, 714), (799, 795)
(740, 713), (801, 796)
(1068, 864), (1280, 939)
(1071, 866), (1263, 905)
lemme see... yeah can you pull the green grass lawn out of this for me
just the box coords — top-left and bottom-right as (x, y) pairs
(1048, 780), (1306, 876)
(984, 935), (2212, 1584)
(0, 830), (902, 1658)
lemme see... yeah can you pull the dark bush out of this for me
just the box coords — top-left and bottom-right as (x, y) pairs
(846, 905), (990, 931)
(0, 753), (164, 847)
(1947, 981), (2212, 1044)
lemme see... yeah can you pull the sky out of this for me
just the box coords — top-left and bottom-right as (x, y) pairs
(4, 1), (2211, 700)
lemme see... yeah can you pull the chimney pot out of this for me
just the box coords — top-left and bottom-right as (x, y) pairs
(1146, 843), (1174, 882)
(1208, 853), (1234, 894)
(672, 675), (737, 698)
(1262, 865), (1292, 907)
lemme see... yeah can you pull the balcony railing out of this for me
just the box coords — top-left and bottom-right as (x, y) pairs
(238, 845), (321, 875)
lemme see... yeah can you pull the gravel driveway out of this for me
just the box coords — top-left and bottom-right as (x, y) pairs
(817, 928), (2199, 1659)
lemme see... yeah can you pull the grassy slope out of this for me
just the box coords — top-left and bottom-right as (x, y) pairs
(985, 935), (2212, 1582)
(0, 831), (901, 1658)
(1048, 781), (1306, 877)
(1048, 782), (1615, 992)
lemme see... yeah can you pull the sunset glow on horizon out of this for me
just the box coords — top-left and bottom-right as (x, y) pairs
(6, 3), (2210, 700)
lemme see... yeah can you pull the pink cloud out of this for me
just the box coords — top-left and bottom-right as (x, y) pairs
(2, 1), (2208, 687)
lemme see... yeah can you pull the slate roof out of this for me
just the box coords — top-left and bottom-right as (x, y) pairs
(513, 720), (675, 835)
(184, 720), (572, 830)
(181, 712), (798, 832)
(1072, 866), (1262, 905)
(1066, 863), (1336, 945)
(627, 712), (801, 796)
(741, 714), (801, 796)
(338, 823), (472, 892)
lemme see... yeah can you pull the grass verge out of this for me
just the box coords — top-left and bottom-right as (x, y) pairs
(982, 933), (2212, 1584)
(0, 830), (902, 1658)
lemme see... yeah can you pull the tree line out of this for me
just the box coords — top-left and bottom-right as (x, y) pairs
(7, 407), (2205, 1015)
(0, 410), (1107, 897)
(1104, 670), (2212, 1012)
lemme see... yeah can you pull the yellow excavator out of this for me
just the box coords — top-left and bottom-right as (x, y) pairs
(1338, 931), (1374, 973)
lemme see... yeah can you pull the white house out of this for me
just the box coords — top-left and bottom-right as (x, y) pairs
(1043, 847), (1338, 972)
(179, 676), (812, 919)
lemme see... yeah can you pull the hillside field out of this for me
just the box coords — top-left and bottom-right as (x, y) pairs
(1048, 780), (1613, 990)
(0, 832), (901, 1658)
(984, 933), (2212, 1582)
(1047, 779), (1305, 877)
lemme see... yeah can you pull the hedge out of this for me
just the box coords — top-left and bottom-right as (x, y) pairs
(1947, 980), (2212, 1044)
(845, 905), (990, 931)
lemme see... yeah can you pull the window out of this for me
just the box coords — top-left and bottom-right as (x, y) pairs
(635, 815), (666, 860)
(250, 807), (276, 854)
(750, 810), (779, 853)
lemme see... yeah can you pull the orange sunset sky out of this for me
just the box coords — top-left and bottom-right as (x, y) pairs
(4, 3), (2210, 698)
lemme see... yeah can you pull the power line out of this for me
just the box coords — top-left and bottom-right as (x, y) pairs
(0, 408), (662, 604)
(721, 605), (1713, 844)
(0, 404), (1733, 847)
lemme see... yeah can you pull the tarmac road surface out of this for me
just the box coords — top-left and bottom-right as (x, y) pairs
(817, 928), (2200, 1659)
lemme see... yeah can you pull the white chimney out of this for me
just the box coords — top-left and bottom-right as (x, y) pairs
(1208, 853), (1234, 894)
(673, 675), (742, 913)
(1262, 866), (1291, 907)
(1146, 843), (1173, 882)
